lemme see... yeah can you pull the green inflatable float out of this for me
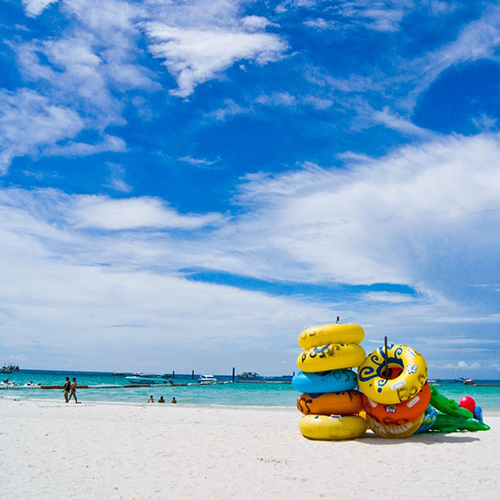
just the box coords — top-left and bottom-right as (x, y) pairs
(426, 386), (490, 433)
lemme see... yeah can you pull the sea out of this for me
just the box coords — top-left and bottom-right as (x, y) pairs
(2, 370), (500, 412)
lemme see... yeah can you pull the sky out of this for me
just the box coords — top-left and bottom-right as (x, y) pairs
(1, 0), (500, 378)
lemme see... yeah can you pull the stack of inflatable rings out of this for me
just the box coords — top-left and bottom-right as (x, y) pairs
(357, 344), (429, 438)
(293, 324), (367, 440)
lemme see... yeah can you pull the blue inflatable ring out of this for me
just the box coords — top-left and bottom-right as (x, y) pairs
(292, 369), (357, 394)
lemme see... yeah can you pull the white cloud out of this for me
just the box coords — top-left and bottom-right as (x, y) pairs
(105, 163), (132, 194)
(443, 361), (482, 370)
(241, 16), (274, 30)
(2, 128), (500, 371)
(371, 107), (435, 138)
(304, 18), (337, 30)
(70, 195), (225, 230)
(44, 135), (127, 157)
(145, 22), (287, 97)
(179, 156), (220, 168)
(228, 133), (500, 290)
(0, 186), (330, 372)
(407, 5), (500, 106)
(22, 0), (59, 18)
(208, 99), (252, 120)
(0, 89), (84, 173)
(361, 292), (415, 304)
(256, 92), (297, 107)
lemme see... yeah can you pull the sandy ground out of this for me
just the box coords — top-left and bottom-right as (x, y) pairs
(0, 399), (498, 500)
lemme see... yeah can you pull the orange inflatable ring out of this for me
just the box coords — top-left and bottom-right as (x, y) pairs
(365, 412), (424, 439)
(297, 390), (363, 416)
(362, 382), (431, 425)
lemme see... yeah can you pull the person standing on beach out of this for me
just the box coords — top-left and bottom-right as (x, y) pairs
(68, 377), (78, 403)
(63, 377), (71, 403)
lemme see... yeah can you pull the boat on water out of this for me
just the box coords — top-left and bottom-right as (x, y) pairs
(1, 380), (41, 390)
(112, 372), (125, 376)
(1, 363), (20, 374)
(198, 374), (217, 385)
(236, 372), (292, 383)
(456, 376), (475, 385)
(125, 373), (172, 385)
(428, 378), (442, 386)
(237, 371), (264, 381)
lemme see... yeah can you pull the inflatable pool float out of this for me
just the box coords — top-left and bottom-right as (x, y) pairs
(298, 324), (365, 349)
(429, 413), (490, 433)
(292, 369), (357, 394)
(358, 344), (427, 404)
(297, 344), (366, 373)
(299, 414), (367, 440)
(414, 405), (438, 434)
(297, 390), (363, 416)
(366, 412), (424, 439)
(362, 382), (431, 425)
(429, 385), (473, 419)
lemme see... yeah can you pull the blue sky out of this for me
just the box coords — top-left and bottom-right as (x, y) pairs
(1, 0), (500, 377)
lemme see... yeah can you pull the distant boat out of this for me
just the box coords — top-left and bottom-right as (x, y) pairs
(198, 374), (217, 385)
(237, 371), (264, 381)
(457, 376), (475, 385)
(236, 372), (292, 383)
(1, 363), (20, 373)
(428, 378), (442, 386)
(112, 372), (125, 376)
(125, 374), (172, 385)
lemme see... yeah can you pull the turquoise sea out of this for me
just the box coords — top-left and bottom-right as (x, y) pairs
(2, 370), (500, 412)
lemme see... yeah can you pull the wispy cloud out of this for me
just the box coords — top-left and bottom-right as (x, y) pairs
(179, 156), (220, 169)
(145, 23), (287, 97)
(70, 195), (225, 231)
(0, 89), (84, 173)
(22, 0), (59, 18)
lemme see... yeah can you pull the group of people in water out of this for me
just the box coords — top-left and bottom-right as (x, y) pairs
(148, 395), (176, 404)
(63, 377), (78, 403)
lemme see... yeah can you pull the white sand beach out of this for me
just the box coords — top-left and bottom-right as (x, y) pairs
(1, 399), (498, 500)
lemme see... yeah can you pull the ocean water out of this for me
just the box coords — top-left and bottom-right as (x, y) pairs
(2, 370), (500, 412)
(0, 370), (297, 408)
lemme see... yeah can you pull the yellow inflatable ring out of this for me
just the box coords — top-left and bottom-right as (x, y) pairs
(358, 344), (427, 405)
(297, 344), (366, 373)
(299, 415), (367, 440)
(365, 412), (424, 439)
(298, 323), (365, 349)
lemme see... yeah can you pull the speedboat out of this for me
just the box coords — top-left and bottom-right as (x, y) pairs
(125, 373), (172, 385)
(198, 374), (217, 385)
